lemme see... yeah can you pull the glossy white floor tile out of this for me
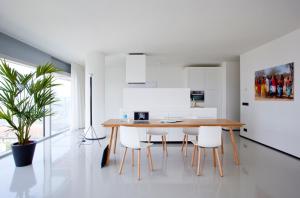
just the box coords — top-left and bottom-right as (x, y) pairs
(0, 131), (300, 198)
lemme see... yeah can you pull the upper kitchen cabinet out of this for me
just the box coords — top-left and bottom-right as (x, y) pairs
(186, 67), (205, 90)
(126, 54), (146, 83)
(185, 67), (221, 90)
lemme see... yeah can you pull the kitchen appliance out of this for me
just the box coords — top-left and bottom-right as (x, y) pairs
(190, 90), (205, 102)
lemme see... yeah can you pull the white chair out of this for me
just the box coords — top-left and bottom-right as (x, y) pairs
(191, 126), (223, 177)
(181, 128), (198, 156)
(119, 126), (154, 180)
(146, 128), (168, 156)
(182, 128), (224, 157)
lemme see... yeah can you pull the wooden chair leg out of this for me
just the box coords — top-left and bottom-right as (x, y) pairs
(221, 134), (224, 155)
(161, 136), (165, 153)
(147, 147), (153, 171)
(213, 148), (216, 167)
(185, 135), (189, 156)
(119, 147), (127, 174)
(163, 135), (168, 156)
(191, 145), (196, 166)
(181, 134), (186, 151)
(132, 149), (134, 167)
(138, 149), (141, 180)
(146, 148), (151, 171)
(147, 135), (151, 157)
(197, 147), (202, 176)
(215, 148), (223, 177)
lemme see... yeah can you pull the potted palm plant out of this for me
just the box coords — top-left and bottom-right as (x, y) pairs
(0, 60), (60, 167)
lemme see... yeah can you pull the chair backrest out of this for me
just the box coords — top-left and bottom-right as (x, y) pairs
(183, 127), (198, 133)
(197, 126), (222, 147)
(183, 116), (199, 134)
(120, 126), (141, 149)
(147, 128), (166, 132)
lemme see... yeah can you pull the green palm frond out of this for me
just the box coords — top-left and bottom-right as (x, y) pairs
(36, 63), (61, 78)
(0, 60), (60, 145)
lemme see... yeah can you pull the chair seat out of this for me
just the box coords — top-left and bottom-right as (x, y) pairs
(146, 130), (168, 135)
(139, 142), (153, 149)
(183, 130), (198, 136)
(191, 139), (220, 148)
(121, 142), (153, 149)
(191, 140), (198, 146)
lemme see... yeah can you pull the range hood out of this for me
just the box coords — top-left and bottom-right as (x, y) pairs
(126, 53), (146, 84)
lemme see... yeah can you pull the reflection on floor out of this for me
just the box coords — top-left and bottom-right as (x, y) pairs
(0, 131), (300, 198)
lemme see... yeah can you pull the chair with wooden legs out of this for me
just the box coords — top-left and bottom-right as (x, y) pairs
(181, 128), (198, 156)
(146, 128), (168, 156)
(191, 126), (223, 177)
(182, 128), (224, 157)
(118, 126), (154, 180)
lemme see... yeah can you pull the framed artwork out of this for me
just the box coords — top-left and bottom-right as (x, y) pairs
(255, 62), (294, 100)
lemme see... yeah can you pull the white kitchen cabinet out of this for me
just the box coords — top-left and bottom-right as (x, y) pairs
(126, 54), (146, 83)
(185, 67), (223, 117)
(187, 67), (206, 90)
(205, 67), (221, 90)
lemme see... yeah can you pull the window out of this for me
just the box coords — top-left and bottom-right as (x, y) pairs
(51, 75), (71, 134)
(0, 58), (70, 154)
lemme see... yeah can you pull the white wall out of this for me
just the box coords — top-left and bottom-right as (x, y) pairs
(123, 88), (190, 110)
(225, 61), (240, 121)
(240, 28), (300, 157)
(105, 63), (126, 119)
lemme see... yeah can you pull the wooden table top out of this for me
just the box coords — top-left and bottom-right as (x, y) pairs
(102, 119), (244, 128)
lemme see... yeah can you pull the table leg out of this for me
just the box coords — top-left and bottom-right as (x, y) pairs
(113, 127), (118, 154)
(229, 127), (240, 165)
(105, 127), (115, 166)
(138, 149), (141, 180)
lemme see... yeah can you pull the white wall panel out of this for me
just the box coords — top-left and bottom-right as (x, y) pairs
(123, 88), (190, 110)
(240, 28), (300, 157)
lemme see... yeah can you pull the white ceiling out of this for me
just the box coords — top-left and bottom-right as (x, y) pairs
(0, 0), (300, 65)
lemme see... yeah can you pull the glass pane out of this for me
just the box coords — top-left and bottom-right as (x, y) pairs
(30, 120), (44, 139)
(44, 113), (51, 137)
(51, 76), (71, 135)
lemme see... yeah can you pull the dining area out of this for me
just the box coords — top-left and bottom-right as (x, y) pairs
(102, 118), (244, 180)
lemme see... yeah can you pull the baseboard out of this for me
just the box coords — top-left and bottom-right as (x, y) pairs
(222, 128), (240, 132)
(240, 135), (300, 160)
